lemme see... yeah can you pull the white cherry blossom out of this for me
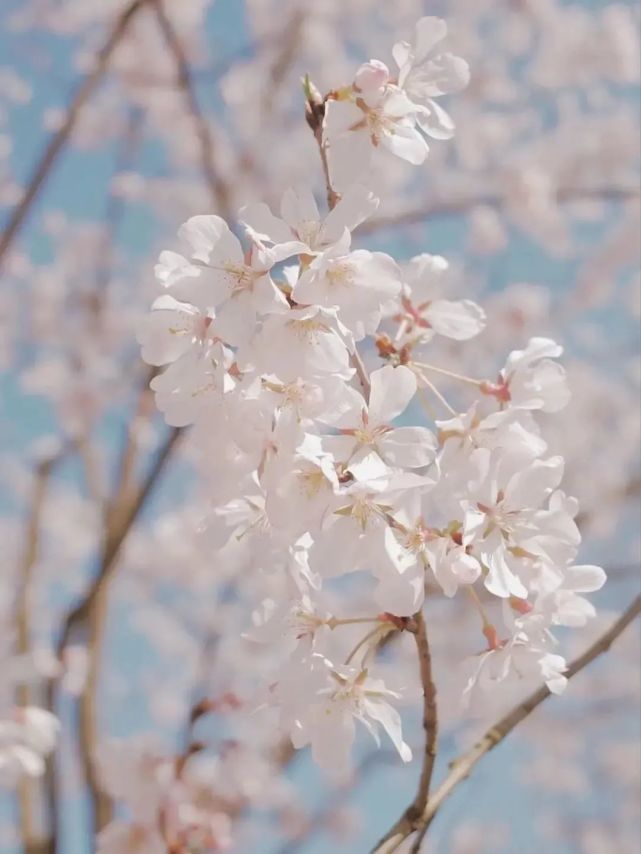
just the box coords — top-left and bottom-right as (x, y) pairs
(397, 253), (486, 342)
(393, 16), (470, 141)
(293, 241), (402, 340)
(240, 184), (379, 256)
(324, 77), (428, 192)
(156, 215), (288, 347)
(482, 337), (571, 412)
(287, 658), (412, 775)
(319, 364), (437, 469)
(462, 449), (566, 598)
(246, 304), (354, 382)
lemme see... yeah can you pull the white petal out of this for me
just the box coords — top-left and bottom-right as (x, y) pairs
(239, 201), (296, 246)
(362, 697), (412, 763)
(392, 39), (411, 72)
(368, 364), (417, 424)
(380, 124), (429, 165)
(415, 100), (455, 140)
(281, 187), (320, 233)
(321, 185), (379, 244)
(137, 310), (190, 366)
(154, 250), (199, 289)
(483, 550), (528, 599)
(379, 426), (437, 468)
(411, 53), (470, 99)
(413, 17), (448, 63)
(565, 565), (607, 593)
(425, 299), (486, 340)
(504, 456), (564, 508)
(178, 215), (242, 265)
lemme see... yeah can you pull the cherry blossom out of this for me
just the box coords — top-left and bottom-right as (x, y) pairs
(319, 364), (437, 469)
(292, 241), (402, 340)
(2, 3), (635, 851)
(240, 184), (379, 256)
(323, 18), (469, 192)
(286, 657), (412, 775)
(396, 253), (486, 343)
(393, 16), (470, 140)
(130, 15), (608, 780)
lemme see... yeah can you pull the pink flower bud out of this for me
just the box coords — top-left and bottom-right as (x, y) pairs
(354, 60), (390, 93)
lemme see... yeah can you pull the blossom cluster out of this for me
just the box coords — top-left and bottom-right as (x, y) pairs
(136, 17), (605, 777)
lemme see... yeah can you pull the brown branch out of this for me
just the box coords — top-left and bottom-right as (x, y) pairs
(408, 612), (437, 854)
(372, 594), (641, 853)
(43, 2), (236, 835)
(56, 425), (181, 659)
(304, 79), (372, 397)
(151, 0), (233, 219)
(49, 425), (181, 836)
(304, 76), (338, 212)
(370, 612), (437, 854)
(260, 9), (305, 121)
(0, 0), (151, 271)
(109, 368), (159, 517)
(358, 183), (641, 236)
(15, 452), (66, 853)
(93, 105), (145, 304)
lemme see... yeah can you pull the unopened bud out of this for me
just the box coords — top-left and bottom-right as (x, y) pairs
(354, 60), (390, 93)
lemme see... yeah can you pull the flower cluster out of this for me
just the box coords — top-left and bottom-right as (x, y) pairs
(138, 17), (605, 776)
(324, 17), (470, 190)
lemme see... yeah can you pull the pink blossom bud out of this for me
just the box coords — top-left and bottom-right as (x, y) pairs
(354, 60), (390, 93)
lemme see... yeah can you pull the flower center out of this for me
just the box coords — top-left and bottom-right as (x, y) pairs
(326, 260), (355, 287)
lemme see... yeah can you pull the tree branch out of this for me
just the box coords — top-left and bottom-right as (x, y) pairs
(408, 612), (438, 854)
(370, 611), (437, 854)
(48, 425), (181, 836)
(372, 594), (641, 853)
(358, 183), (641, 236)
(15, 452), (66, 854)
(55, 425), (182, 659)
(0, 0), (150, 270)
(151, 0), (233, 219)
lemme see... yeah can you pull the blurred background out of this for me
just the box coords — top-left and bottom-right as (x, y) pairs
(0, 0), (639, 852)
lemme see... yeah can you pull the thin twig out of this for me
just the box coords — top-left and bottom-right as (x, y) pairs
(50, 425), (181, 835)
(260, 9), (305, 122)
(151, 0), (233, 219)
(304, 77), (339, 212)
(0, 0), (151, 270)
(372, 594), (641, 853)
(304, 81), (372, 397)
(358, 184), (641, 236)
(55, 425), (181, 659)
(93, 106), (145, 303)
